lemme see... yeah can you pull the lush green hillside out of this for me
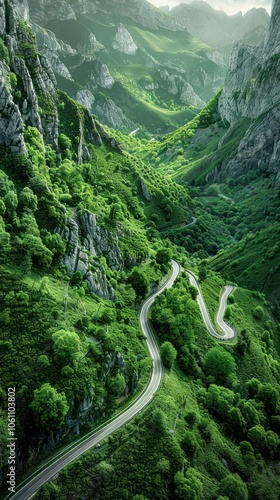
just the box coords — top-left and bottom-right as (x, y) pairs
(1, 4), (280, 500)
(34, 271), (280, 500)
(137, 87), (280, 309)
(28, 2), (225, 136)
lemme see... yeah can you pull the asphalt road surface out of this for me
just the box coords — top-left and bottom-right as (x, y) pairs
(9, 260), (180, 500)
(186, 270), (236, 340)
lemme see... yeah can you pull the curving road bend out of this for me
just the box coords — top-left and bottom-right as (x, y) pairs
(186, 270), (236, 340)
(9, 260), (180, 500)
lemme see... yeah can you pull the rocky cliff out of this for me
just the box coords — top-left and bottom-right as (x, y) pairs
(20, 0), (225, 135)
(0, 0), (59, 151)
(0, 0), (143, 301)
(206, 0), (280, 187)
(59, 210), (125, 300)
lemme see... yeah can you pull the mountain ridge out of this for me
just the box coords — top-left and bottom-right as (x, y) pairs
(168, 1), (270, 51)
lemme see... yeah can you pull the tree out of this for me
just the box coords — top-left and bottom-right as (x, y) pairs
(4, 190), (18, 215)
(198, 264), (207, 282)
(252, 305), (264, 320)
(184, 411), (199, 428)
(37, 355), (50, 368)
(218, 474), (248, 500)
(30, 383), (68, 430)
(69, 271), (83, 287)
(174, 468), (203, 500)
(189, 285), (198, 301)
(181, 431), (199, 458)
(160, 341), (177, 369)
(245, 378), (261, 399)
(258, 383), (279, 414)
(204, 346), (236, 387)
(43, 233), (66, 265)
(52, 330), (82, 365)
(227, 407), (247, 437)
(19, 187), (37, 211)
(107, 374), (126, 398)
(156, 247), (172, 266)
(248, 425), (267, 452)
(265, 430), (280, 458)
(127, 268), (149, 299)
(149, 409), (168, 436)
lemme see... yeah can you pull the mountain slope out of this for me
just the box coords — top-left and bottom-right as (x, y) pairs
(138, 0), (280, 306)
(0, 0), (194, 485)
(1, 2), (280, 500)
(22, 0), (227, 135)
(168, 1), (270, 51)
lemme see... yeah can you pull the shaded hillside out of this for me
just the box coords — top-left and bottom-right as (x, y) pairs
(23, 0), (227, 135)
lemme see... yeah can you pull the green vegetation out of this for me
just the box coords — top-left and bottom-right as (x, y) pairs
(43, 10), (223, 135)
(1, 11), (280, 500)
(33, 277), (280, 498)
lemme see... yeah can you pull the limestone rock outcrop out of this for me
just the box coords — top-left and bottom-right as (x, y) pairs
(169, 1), (269, 50)
(76, 89), (95, 114)
(210, 0), (280, 187)
(0, 62), (26, 153)
(94, 97), (137, 131)
(59, 211), (124, 300)
(89, 60), (114, 90)
(112, 24), (137, 55)
(159, 70), (206, 108)
(0, 0), (60, 151)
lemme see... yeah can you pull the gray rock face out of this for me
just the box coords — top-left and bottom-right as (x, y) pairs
(189, 66), (223, 94)
(0, 64), (27, 153)
(95, 97), (136, 131)
(180, 81), (206, 108)
(32, 24), (77, 79)
(139, 47), (158, 68)
(13, 57), (43, 133)
(141, 179), (152, 201)
(263, 0), (280, 59)
(79, 211), (123, 271)
(28, 0), (76, 24)
(12, 0), (30, 21)
(59, 211), (124, 300)
(0, 0), (60, 151)
(204, 49), (224, 67)
(219, 0), (280, 124)
(76, 89), (95, 114)
(69, 0), (97, 16)
(0, 0), (6, 36)
(112, 24), (137, 55)
(213, 0), (280, 187)
(99, 0), (185, 32)
(89, 60), (114, 89)
(159, 70), (206, 108)
(77, 32), (104, 59)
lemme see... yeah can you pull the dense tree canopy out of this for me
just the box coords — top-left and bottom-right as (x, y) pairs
(204, 346), (236, 387)
(160, 341), (177, 369)
(52, 330), (82, 365)
(218, 473), (248, 500)
(30, 383), (69, 430)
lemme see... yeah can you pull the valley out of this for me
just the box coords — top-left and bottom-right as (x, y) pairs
(0, 1), (280, 499)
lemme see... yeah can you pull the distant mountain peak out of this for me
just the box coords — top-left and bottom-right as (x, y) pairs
(169, 1), (270, 49)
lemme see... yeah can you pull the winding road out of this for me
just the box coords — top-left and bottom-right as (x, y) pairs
(186, 270), (236, 340)
(9, 261), (236, 499)
(9, 260), (180, 500)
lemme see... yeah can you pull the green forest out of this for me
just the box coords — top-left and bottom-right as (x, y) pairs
(0, 2), (280, 500)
